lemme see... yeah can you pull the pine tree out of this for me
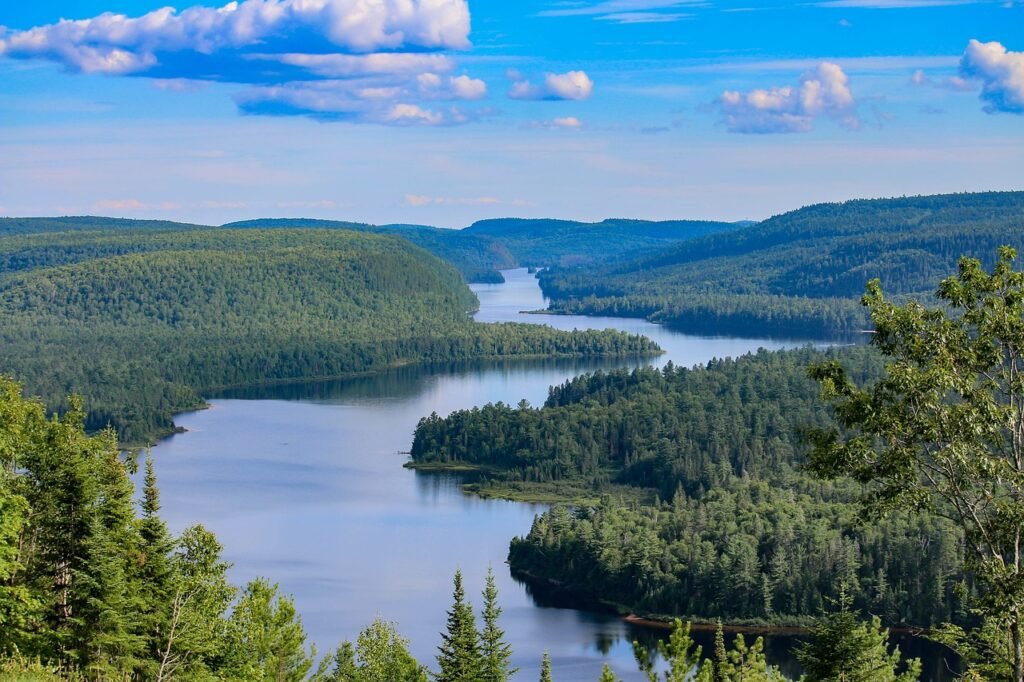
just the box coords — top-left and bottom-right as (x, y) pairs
(136, 452), (175, 679)
(539, 650), (553, 682)
(796, 589), (920, 682)
(436, 570), (482, 682)
(598, 663), (619, 682)
(633, 619), (712, 682)
(480, 567), (516, 682)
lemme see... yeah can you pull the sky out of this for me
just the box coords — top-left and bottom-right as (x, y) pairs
(0, 0), (1021, 227)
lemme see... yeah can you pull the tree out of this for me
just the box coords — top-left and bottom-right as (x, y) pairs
(796, 589), (920, 682)
(539, 651), (552, 682)
(632, 619), (712, 682)
(436, 570), (482, 682)
(221, 579), (315, 682)
(137, 452), (176, 679)
(480, 567), (517, 682)
(155, 524), (236, 681)
(321, 618), (426, 682)
(808, 247), (1024, 681)
(597, 663), (619, 682)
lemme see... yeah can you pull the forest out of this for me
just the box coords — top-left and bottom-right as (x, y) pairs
(0, 226), (659, 444)
(0, 375), (929, 681)
(537, 191), (1024, 338)
(411, 347), (968, 627)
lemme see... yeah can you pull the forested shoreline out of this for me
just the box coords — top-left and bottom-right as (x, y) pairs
(538, 192), (1024, 339)
(0, 226), (660, 444)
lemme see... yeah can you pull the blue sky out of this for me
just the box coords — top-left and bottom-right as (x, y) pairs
(0, 0), (1021, 226)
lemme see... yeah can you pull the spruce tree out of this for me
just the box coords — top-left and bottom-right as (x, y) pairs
(436, 570), (482, 682)
(796, 589), (920, 682)
(539, 651), (553, 682)
(480, 567), (516, 682)
(137, 452), (175, 679)
(598, 663), (618, 682)
(633, 619), (712, 682)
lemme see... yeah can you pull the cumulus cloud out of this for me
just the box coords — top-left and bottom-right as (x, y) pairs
(0, 0), (471, 76)
(960, 39), (1024, 113)
(508, 70), (594, 101)
(0, 0), (496, 126)
(717, 62), (860, 134)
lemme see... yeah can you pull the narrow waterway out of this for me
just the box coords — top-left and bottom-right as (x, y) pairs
(150, 269), (953, 681)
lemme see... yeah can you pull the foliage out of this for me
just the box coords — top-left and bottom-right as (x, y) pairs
(539, 191), (1024, 338)
(807, 246), (1024, 681)
(633, 618), (712, 682)
(480, 568), (517, 682)
(436, 570), (483, 682)
(317, 619), (427, 682)
(539, 651), (553, 682)
(414, 348), (965, 625)
(795, 590), (921, 682)
(0, 227), (658, 443)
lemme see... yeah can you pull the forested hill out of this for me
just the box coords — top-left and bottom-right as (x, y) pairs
(539, 191), (1024, 338)
(0, 228), (659, 444)
(0, 215), (210, 235)
(410, 347), (967, 628)
(223, 217), (516, 283)
(463, 217), (742, 268)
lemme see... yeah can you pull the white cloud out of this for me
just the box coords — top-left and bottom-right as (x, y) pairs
(960, 39), (1024, 113)
(552, 117), (584, 128)
(418, 73), (488, 100)
(261, 52), (457, 79)
(0, 0), (471, 75)
(508, 70), (594, 101)
(910, 68), (930, 85)
(597, 12), (692, 23)
(717, 62), (860, 134)
(386, 103), (445, 125)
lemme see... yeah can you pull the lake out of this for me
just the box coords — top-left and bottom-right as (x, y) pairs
(150, 268), (955, 681)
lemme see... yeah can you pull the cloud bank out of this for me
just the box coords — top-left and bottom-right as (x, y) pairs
(0, 0), (490, 126)
(717, 62), (860, 133)
(960, 39), (1024, 113)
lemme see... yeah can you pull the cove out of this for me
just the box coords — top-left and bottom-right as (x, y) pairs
(150, 268), (955, 681)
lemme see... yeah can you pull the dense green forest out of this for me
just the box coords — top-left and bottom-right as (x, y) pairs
(411, 347), (968, 627)
(0, 376), (924, 681)
(538, 192), (1024, 338)
(222, 218), (517, 283)
(0, 227), (658, 444)
(462, 218), (742, 269)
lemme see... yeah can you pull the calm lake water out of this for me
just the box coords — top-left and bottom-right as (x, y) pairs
(151, 268), (955, 681)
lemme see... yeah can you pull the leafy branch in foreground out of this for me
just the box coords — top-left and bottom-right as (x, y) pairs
(808, 246), (1024, 681)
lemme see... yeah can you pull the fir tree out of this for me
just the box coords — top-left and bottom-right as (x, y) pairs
(633, 619), (712, 682)
(136, 452), (175, 679)
(796, 589), (920, 682)
(436, 570), (482, 682)
(480, 567), (516, 682)
(598, 663), (619, 682)
(539, 651), (553, 682)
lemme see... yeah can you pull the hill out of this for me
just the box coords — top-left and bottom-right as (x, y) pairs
(223, 217), (516, 283)
(463, 217), (742, 268)
(410, 347), (966, 628)
(0, 228), (659, 443)
(538, 191), (1024, 338)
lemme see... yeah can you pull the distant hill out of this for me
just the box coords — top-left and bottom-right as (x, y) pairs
(0, 228), (659, 443)
(463, 217), (742, 268)
(539, 191), (1024, 338)
(0, 216), (210, 235)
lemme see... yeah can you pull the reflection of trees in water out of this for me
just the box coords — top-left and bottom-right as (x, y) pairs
(513, 571), (957, 681)
(208, 356), (641, 403)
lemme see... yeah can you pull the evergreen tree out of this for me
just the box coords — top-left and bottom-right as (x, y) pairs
(436, 570), (482, 682)
(221, 578), (316, 682)
(137, 452), (175, 679)
(539, 651), (553, 682)
(352, 618), (427, 682)
(796, 590), (920, 682)
(597, 663), (619, 682)
(633, 619), (712, 682)
(480, 567), (516, 682)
